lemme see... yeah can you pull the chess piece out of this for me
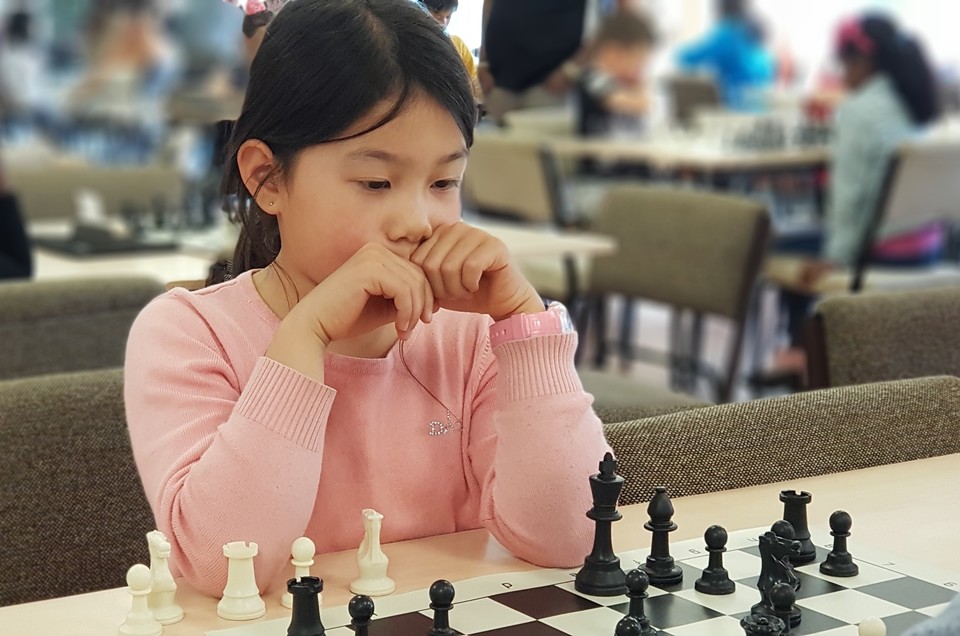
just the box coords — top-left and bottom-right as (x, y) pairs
(770, 583), (796, 634)
(615, 616), (642, 636)
(350, 509), (396, 596)
(217, 541), (266, 621)
(283, 537), (321, 609)
(146, 530), (183, 625)
(287, 576), (325, 636)
(740, 614), (786, 635)
(859, 617), (886, 636)
(752, 522), (801, 627)
(780, 491), (816, 565)
(694, 525), (736, 595)
(348, 595), (375, 636)
(820, 510), (859, 577)
(118, 564), (162, 636)
(641, 486), (683, 586)
(624, 569), (659, 636)
(575, 453), (628, 596)
(428, 580), (456, 636)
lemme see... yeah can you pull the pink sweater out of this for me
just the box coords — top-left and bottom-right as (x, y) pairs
(124, 272), (612, 597)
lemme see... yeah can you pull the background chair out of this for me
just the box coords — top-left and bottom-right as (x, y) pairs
(0, 368), (155, 606)
(805, 287), (960, 389)
(603, 375), (960, 505)
(766, 138), (960, 296)
(0, 277), (162, 380)
(664, 74), (722, 128)
(581, 185), (771, 402)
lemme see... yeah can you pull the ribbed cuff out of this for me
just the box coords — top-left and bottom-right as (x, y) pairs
(235, 357), (335, 452)
(492, 333), (583, 402)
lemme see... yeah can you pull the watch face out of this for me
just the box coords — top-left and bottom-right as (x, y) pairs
(547, 301), (575, 333)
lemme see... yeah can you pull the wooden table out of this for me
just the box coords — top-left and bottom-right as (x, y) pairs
(2, 454), (955, 635)
(549, 136), (829, 177)
(29, 219), (616, 285)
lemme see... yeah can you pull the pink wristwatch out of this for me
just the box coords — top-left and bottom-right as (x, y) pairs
(488, 301), (575, 348)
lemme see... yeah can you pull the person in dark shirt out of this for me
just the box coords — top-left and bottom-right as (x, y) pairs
(0, 158), (32, 280)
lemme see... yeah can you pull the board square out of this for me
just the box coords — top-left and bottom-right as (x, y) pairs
(471, 622), (570, 635)
(797, 589), (912, 623)
(857, 577), (959, 610)
(662, 615), (745, 636)
(682, 550), (763, 582)
(919, 602), (951, 618)
(672, 584), (760, 615)
(490, 584), (602, 619)
(352, 610), (439, 634)
(539, 606), (627, 636)
(429, 597), (533, 634)
(614, 593), (724, 629)
(796, 559), (905, 588)
(880, 611), (938, 635)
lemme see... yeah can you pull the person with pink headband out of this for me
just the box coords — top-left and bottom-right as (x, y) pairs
(769, 13), (942, 386)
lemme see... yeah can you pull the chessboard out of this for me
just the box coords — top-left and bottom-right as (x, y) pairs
(206, 527), (959, 636)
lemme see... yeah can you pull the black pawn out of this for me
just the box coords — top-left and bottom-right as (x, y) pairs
(641, 487), (683, 586)
(428, 579), (456, 636)
(820, 511), (859, 577)
(624, 569), (659, 636)
(770, 583), (796, 634)
(348, 595), (375, 636)
(615, 616), (642, 636)
(741, 615), (786, 635)
(287, 576), (325, 636)
(694, 525), (736, 595)
(780, 491), (816, 565)
(575, 453), (628, 596)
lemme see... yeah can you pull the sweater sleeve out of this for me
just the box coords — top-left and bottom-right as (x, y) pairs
(124, 293), (335, 597)
(464, 331), (612, 568)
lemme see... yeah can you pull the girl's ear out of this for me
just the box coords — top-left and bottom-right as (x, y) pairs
(237, 139), (285, 216)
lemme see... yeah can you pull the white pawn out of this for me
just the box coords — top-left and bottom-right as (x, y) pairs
(217, 541), (266, 621)
(146, 531), (183, 625)
(349, 508), (396, 597)
(118, 564), (162, 636)
(859, 617), (886, 636)
(281, 537), (322, 610)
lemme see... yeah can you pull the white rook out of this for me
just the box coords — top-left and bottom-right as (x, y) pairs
(217, 541), (266, 621)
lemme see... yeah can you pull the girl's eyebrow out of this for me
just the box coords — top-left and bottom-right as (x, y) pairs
(346, 149), (469, 165)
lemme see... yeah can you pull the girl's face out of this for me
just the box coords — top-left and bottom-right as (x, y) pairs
(428, 8), (453, 30)
(840, 54), (874, 91)
(270, 95), (468, 287)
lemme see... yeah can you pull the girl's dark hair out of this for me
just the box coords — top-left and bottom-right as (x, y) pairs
(221, 0), (476, 280)
(241, 10), (273, 38)
(839, 14), (939, 125)
(717, 0), (764, 43)
(421, 0), (458, 12)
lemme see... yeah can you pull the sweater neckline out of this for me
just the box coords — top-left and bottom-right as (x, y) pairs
(238, 270), (419, 375)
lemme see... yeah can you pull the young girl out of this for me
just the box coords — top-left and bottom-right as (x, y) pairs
(768, 13), (942, 381)
(125, 0), (611, 598)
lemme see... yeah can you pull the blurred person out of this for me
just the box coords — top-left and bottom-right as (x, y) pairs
(421, 0), (483, 103)
(0, 3), (47, 134)
(676, 0), (775, 111)
(768, 13), (942, 384)
(0, 154), (31, 280)
(576, 11), (656, 137)
(168, 0), (243, 92)
(480, 0), (631, 124)
(68, 0), (178, 128)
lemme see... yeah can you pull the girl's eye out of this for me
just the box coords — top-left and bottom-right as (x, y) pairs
(433, 179), (461, 191)
(362, 181), (391, 191)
